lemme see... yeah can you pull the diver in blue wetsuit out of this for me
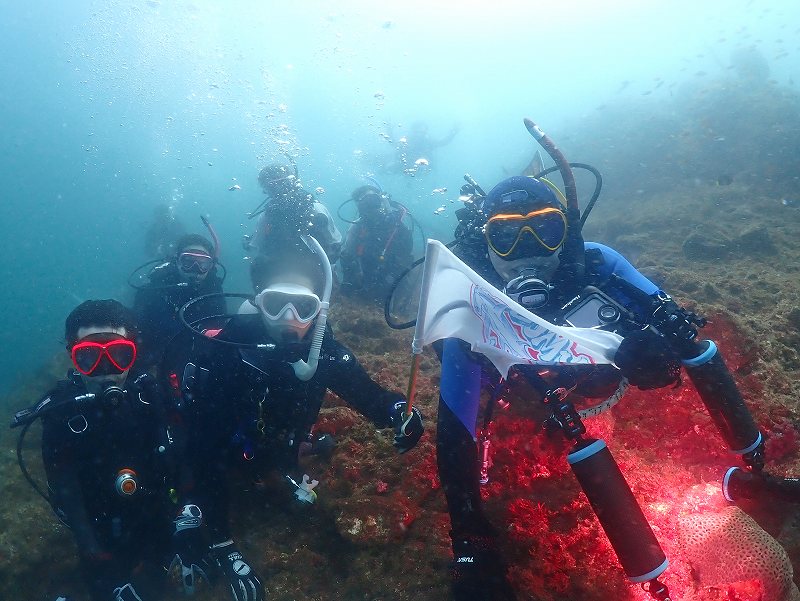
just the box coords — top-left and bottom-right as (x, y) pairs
(436, 172), (765, 601)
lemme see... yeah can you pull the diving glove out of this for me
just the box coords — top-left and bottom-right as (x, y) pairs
(210, 540), (265, 601)
(392, 400), (424, 453)
(615, 329), (681, 390)
(169, 504), (213, 594)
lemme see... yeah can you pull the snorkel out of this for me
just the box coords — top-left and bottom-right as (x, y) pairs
(200, 215), (221, 259)
(523, 118), (585, 301)
(363, 174), (383, 193)
(291, 234), (333, 381)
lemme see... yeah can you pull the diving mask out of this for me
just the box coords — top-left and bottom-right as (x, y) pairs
(178, 251), (214, 274)
(255, 284), (322, 325)
(485, 207), (567, 259)
(71, 335), (137, 376)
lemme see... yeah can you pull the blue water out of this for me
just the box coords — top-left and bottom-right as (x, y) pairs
(1, 0), (798, 396)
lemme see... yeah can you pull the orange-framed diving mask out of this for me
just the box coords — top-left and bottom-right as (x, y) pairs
(484, 207), (567, 259)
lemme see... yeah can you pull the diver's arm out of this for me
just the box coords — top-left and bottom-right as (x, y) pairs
(586, 242), (660, 296)
(324, 338), (400, 428)
(392, 222), (414, 270)
(431, 124), (460, 149)
(339, 225), (363, 287)
(312, 201), (343, 264)
(41, 418), (105, 558)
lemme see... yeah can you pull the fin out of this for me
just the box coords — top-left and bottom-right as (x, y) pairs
(521, 150), (545, 177)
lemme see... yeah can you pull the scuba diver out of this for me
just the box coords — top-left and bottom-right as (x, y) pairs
(384, 121), (460, 177)
(10, 300), (187, 601)
(142, 203), (186, 259)
(245, 162), (343, 264)
(339, 184), (414, 303)
(421, 120), (765, 601)
(132, 231), (226, 370)
(170, 235), (423, 599)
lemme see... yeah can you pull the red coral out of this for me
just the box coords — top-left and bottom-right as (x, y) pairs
(764, 417), (800, 463)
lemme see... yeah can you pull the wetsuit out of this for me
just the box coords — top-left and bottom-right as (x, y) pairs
(435, 242), (665, 601)
(179, 314), (401, 539)
(341, 209), (413, 301)
(251, 190), (343, 264)
(133, 262), (225, 369)
(40, 371), (179, 600)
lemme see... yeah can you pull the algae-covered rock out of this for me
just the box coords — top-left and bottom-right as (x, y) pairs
(735, 225), (778, 256)
(682, 229), (732, 260)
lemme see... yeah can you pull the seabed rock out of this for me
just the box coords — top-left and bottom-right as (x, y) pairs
(682, 230), (732, 261)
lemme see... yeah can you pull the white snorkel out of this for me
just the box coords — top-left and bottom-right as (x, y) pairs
(290, 234), (333, 381)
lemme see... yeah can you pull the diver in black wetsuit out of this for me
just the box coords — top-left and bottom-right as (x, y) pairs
(340, 185), (413, 303)
(173, 237), (423, 599)
(11, 300), (184, 601)
(246, 163), (343, 264)
(133, 233), (225, 370)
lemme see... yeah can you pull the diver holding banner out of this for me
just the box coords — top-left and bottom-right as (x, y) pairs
(395, 118), (767, 601)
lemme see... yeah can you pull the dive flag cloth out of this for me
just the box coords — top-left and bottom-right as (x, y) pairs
(412, 240), (623, 376)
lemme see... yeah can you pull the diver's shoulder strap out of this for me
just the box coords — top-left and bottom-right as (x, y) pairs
(10, 379), (82, 429)
(583, 247), (605, 286)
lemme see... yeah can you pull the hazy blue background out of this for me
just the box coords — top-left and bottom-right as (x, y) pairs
(1, 0), (798, 395)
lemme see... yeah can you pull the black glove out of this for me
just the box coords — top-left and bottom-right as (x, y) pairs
(169, 504), (214, 595)
(210, 540), (265, 601)
(615, 329), (681, 390)
(392, 400), (424, 453)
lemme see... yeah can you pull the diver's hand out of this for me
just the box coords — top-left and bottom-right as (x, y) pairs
(210, 540), (265, 601)
(615, 329), (681, 390)
(170, 504), (213, 594)
(392, 401), (424, 453)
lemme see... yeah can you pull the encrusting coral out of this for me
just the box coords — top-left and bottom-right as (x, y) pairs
(679, 505), (800, 601)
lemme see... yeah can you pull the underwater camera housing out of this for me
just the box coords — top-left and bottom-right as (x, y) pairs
(561, 287), (629, 330)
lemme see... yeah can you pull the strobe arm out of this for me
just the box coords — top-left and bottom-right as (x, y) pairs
(723, 467), (800, 503)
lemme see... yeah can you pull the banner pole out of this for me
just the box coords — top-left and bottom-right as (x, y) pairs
(406, 239), (438, 418)
(404, 352), (422, 418)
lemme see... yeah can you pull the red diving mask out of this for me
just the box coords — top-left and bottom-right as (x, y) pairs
(71, 337), (137, 376)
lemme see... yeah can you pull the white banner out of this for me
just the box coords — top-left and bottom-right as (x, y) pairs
(412, 240), (622, 377)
